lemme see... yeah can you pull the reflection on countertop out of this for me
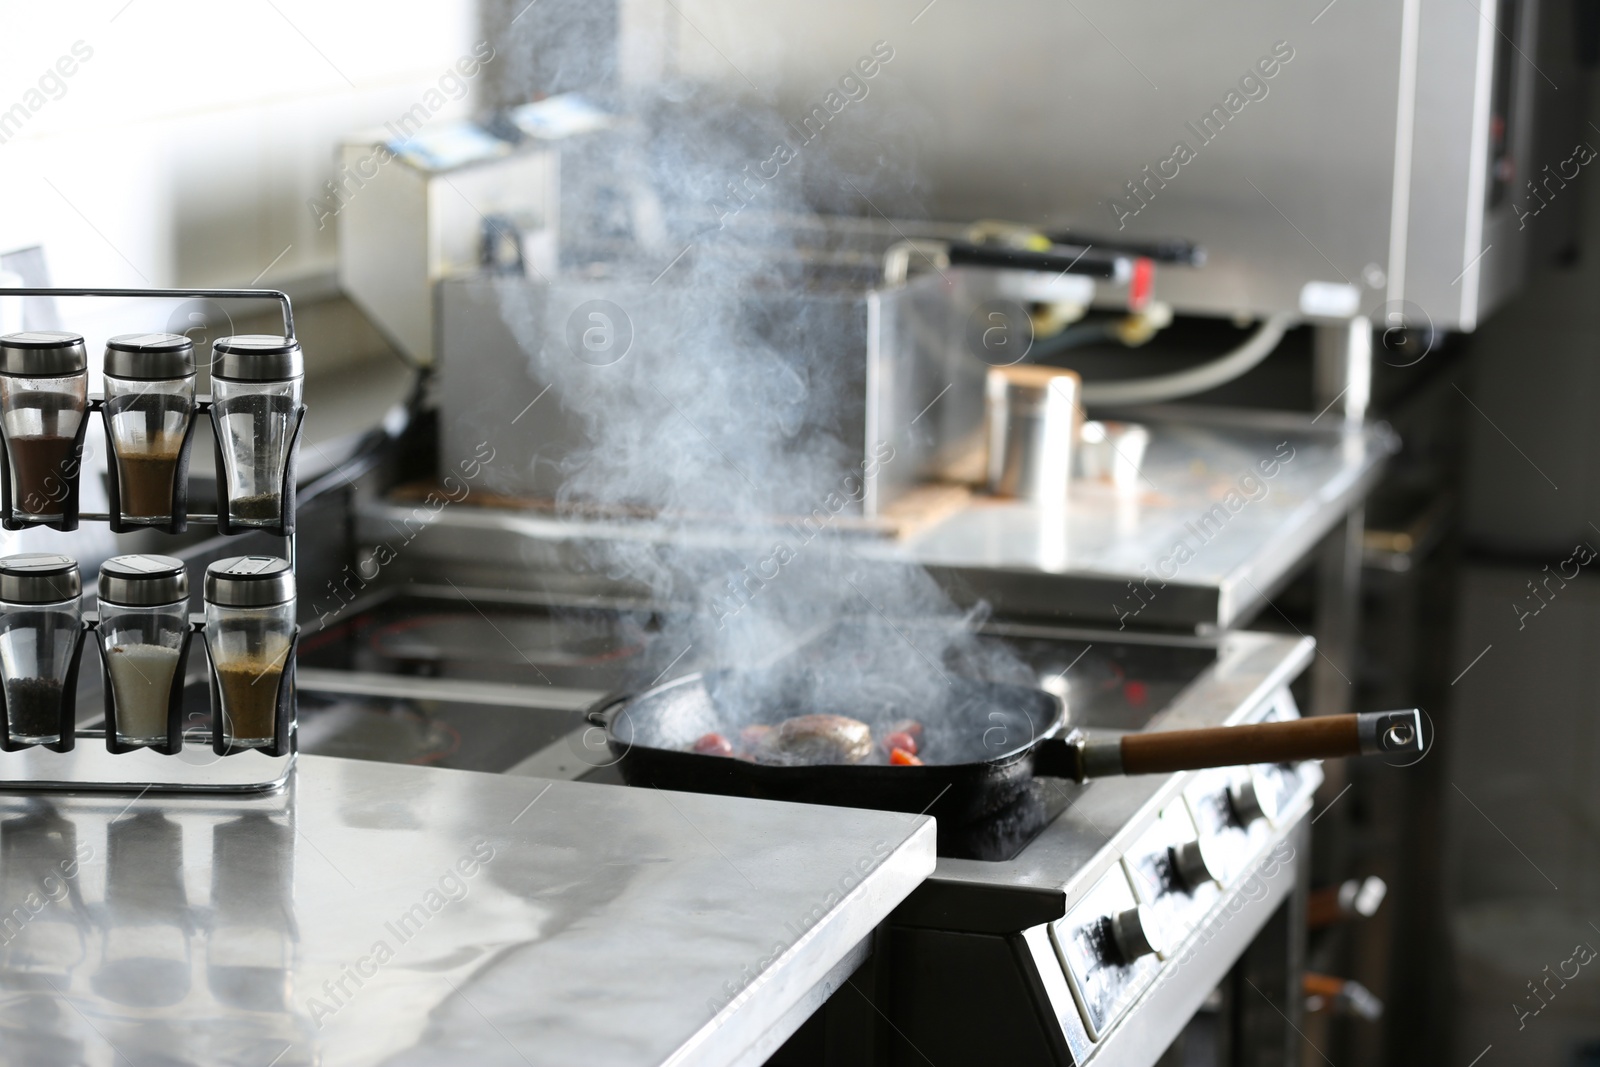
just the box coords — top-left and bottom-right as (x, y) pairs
(0, 755), (935, 1067)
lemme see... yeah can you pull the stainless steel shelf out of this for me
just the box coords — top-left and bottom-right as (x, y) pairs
(896, 406), (1397, 629)
(359, 406), (1394, 631)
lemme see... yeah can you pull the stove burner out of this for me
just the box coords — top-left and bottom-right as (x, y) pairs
(938, 777), (1075, 861)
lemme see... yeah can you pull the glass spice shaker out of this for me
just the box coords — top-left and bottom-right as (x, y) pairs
(0, 553), (82, 746)
(204, 556), (294, 750)
(0, 332), (89, 522)
(103, 334), (196, 525)
(98, 554), (190, 748)
(209, 336), (302, 528)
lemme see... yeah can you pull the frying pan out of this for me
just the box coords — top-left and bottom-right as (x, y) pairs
(587, 669), (1424, 825)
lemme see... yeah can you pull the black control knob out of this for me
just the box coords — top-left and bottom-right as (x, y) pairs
(1227, 778), (1278, 826)
(1109, 904), (1169, 964)
(1169, 838), (1222, 892)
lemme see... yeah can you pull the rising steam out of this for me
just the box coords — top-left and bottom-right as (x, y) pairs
(491, 15), (1031, 719)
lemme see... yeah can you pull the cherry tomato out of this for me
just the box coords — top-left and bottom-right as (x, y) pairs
(889, 747), (923, 766)
(692, 732), (734, 757)
(883, 731), (918, 755)
(887, 718), (924, 739)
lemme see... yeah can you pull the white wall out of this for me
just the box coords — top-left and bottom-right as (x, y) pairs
(0, 0), (483, 336)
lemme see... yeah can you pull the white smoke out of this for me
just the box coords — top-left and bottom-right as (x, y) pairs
(491, 15), (1031, 721)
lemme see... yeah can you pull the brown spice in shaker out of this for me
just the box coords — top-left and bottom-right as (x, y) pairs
(115, 433), (185, 517)
(215, 655), (284, 743)
(9, 436), (77, 513)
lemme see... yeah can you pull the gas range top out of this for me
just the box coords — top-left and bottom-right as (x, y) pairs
(288, 593), (1223, 853)
(297, 594), (695, 689)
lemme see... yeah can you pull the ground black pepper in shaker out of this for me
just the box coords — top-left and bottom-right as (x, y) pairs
(0, 553), (82, 745)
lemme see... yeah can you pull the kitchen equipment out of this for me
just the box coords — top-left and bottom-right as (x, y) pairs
(101, 333), (197, 527)
(588, 667), (1422, 824)
(336, 129), (557, 366)
(0, 331), (88, 526)
(0, 553), (85, 748)
(208, 335), (304, 532)
(204, 556), (296, 753)
(985, 364), (1081, 502)
(1077, 419), (1150, 491)
(433, 281), (1395, 627)
(96, 554), (192, 751)
(297, 586), (1342, 1061)
(649, 0), (1572, 330)
(258, 555), (1353, 1062)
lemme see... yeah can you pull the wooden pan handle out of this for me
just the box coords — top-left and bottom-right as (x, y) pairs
(1084, 710), (1424, 778)
(1119, 716), (1358, 775)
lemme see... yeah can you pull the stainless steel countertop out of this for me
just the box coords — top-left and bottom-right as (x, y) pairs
(0, 756), (936, 1067)
(359, 406), (1394, 630)
(895, 407), (1397, 628)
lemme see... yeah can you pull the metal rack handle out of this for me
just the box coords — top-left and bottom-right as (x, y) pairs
(0, 287), (295, 340)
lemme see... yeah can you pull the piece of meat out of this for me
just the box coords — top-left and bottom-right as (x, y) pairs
(772, 714), (873, 764)
(882, 730), (918, 756)
(691, 732), (734, 757)
(739, 724), (774, 748)
(889, 747), (923, 766)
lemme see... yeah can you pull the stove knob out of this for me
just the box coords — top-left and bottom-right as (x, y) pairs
(1227, 778), (1279, 826)
(1169, 838), (1222, 891)
(1109, 904), (1169, 964)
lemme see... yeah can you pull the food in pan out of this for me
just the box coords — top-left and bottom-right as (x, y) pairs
(772, 714), (874, 763)
(691, 732), (734, 757)
(739, 723), (774, 748)
(886, 719), (923, 741)
(688, 715), (926, 766)
(882, 730), (918, 756)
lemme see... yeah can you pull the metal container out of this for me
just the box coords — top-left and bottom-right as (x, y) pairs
(0, 331), (88, 522)
(97, 554), (190, 748)
(984, 365), (1081, 502)
(1077, 419), (1151, 492)
(103, 333), (196, 524)
(0, 553), (82, 745)
(203, 556), (295, 750)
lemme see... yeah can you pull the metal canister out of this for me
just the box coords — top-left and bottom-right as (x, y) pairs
(984, 365), (1082, 502)
(1077, 420), (1151, 493)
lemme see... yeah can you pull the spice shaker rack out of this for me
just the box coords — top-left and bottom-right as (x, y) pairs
(0, 287), (306, 793)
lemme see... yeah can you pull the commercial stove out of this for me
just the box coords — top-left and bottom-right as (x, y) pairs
(280, 579), (1318, 1065)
